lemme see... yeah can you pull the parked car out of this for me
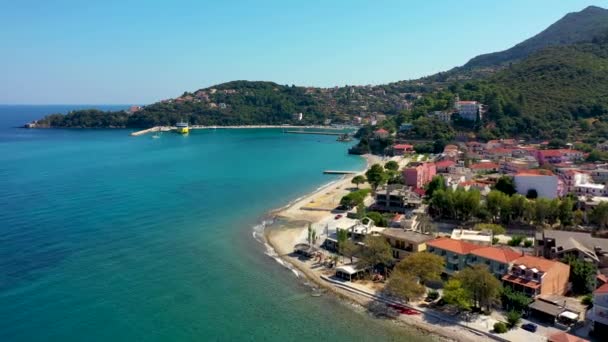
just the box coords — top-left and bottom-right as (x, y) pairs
(334, 214), (343, 219)
(521, 323), (537, 333)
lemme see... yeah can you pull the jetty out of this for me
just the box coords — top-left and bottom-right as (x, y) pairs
(130, 126), (172, 136)
(323, 170), (358, 175)
(285, 130), (344, 136)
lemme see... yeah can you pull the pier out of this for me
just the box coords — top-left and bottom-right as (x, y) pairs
(130, 126), (172, 136)
(285, 130), (344, 136)
(323, 170), (358, 175)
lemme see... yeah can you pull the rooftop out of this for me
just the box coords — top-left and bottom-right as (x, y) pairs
(516, 169), (555, 176)
(469, 162), (499, 170)
(381, 229), (434, 243)
(537, 230), (608, 262)
(512, 255), (562, 273)
(427, 237), (481, 255)
(470, 246), (521, 263)
(548, 332), (589, 342)
(595, 282), (608, 294)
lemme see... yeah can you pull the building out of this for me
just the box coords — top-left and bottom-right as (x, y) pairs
(536, 149), (584, 165)
(374, 128), (389, 139)
(501, 255), (570, 297)
(450, 229), (493, 246)
(392, 144), (414, 155)
(429, 110), (453, 123)
(501, 157), (539, 174)
(547, 332), (589, 342)
(455, 100), (483, 121)
(435, 160), (456, 173)
(403, 162), (436, 189)
(588, 282), (608, 336)
(535, 230), (608, 269)
(426, 237), (481, 274)
(589, 168), (608, 183)
(292, 112), (303, 121)
(381, 229), (434, 259)
(373, 185), (423, 213)
(469, 161), (500, 173)
(514, 169), (562, 199)
(468, 246), (522, 278)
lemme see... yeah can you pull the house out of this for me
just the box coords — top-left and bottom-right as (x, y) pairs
(588, 282), (608, 336)
(292, 112), (303, 121)
(403, 162), (437, 189)
(589, 168), (608, 183)
(399, 123), (413, 132)
(536, 149), (584, 165)
(374, 128), (389, 138)
(450, 229), (493, 246)
(435, 160), (456, 173)
(468, 246), (522, 278)
(501, 255), (570, 297)
(428, 110), (453, 123)
(373, 185), (423, 213)
(547, 332), (589, 342)
(456, 180), (492, 196)
(484, 148), (515, 160)
(514, 169), (563, 199)
(128, 105), (142, 114)
(392, 144), (414, 155)
(455, 100), (483, 121)
(381, 229), (434, 259)
(534, 230), (608, 269)
(426, 237), (481, 274)
(469, 161), (500, 173)
(501, 157), (539, 174)
(465, 141), (485, 154)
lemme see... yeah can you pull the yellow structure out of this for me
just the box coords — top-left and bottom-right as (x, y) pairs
(175, 122), (189, 134)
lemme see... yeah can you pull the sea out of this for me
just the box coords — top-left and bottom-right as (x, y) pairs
(0, 105), (434, 341)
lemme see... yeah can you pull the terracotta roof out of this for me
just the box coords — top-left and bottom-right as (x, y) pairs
(501, 274), (541, 288)
(512, 255), (561, 273)
(435, 160), (456, 168)
(539, 149), (582, 157)
(427, 237), (481, 255)
(469, 162), (499, 170)
(457, 101), (478, 105)
(516, 169), (555, 176)
(486, 148), (514, 154)
(393, 144), (413, 149)
(470, 246), (521, 263)
(375, 128), (388, 134)
(413, 187), (426, 196)
(548, 332), (589, 342)
(444, 144), (458, 150)
(595, 282), (608, 294)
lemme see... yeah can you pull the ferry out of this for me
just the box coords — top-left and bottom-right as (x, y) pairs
(175, 122), (189, 134)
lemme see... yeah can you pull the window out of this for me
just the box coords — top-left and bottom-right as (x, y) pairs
(441, 250), (447, 256)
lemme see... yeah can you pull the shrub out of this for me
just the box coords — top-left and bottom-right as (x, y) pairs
(506, 310), (521, 329)
(523, 239), (533, 248)
(492, 237), (499, 245)
(493, 322), (508, 334)
(582, 294), (593, 308)
(508, 235), (525, 246)
(427, 289), (440, 300)
(474, 223), (506, 235)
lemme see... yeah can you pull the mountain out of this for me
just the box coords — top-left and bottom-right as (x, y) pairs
(464, 5), (608, 69)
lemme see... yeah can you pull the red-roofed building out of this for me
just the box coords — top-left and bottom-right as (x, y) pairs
(469, 161), (499, 173)
(547, 332), (588, 342)
(392, 144), (414, 155)
(536, 149), (584, 164)
(502, 255), (570, 297)
(374, 128), (389, 138)
(469, 246), (522, 278)
(427, 237), (482, 274)
(589, 282), (608, 336)
(435, 160), (456, 173)
(514, 169), (564, 199)
(403, 162), (436, 189)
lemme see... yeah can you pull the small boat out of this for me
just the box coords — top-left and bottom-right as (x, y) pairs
(337, 133), (352, 142)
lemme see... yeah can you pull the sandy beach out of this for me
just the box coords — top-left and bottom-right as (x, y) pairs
(263, 154), (490, 342)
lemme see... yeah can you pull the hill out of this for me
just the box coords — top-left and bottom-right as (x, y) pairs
(464, 5), (608, 69)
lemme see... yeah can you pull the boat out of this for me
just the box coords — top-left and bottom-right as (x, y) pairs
(336, 133), (352, 142)
(175, 121), (189, 134)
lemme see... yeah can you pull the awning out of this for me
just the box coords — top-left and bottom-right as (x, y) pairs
(529, 300), (564, 317)
(336, 265), (362, 275)
(559, 311), (579, 320)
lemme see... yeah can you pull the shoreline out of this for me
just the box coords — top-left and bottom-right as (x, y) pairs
(261, 154), (490, 342)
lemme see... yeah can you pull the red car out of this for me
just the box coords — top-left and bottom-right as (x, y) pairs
(334, 214), (343, 219)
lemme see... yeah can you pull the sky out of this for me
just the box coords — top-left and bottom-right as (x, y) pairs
(1, 0), (606, 104)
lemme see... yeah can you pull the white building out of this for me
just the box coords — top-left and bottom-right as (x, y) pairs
(450, 229), (492, 246)
(514, 170), (561, 199)
(455, 101), (483, 121)
(588, 283), (608, 335)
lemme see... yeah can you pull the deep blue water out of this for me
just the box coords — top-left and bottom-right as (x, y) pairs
(0, 105), (431, 341)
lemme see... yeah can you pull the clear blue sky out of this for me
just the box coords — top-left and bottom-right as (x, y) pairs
(1, 0), (606, 104)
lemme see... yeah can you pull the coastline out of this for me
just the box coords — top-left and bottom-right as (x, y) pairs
(261, 154), (489, 342)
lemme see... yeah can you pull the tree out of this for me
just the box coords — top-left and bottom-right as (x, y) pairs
(417, 213), (436, 234)
(486, 190), (511, 224)
(340, 239), (359, 264)
(507, 235), (524, 246)
(526, 189), (538, 199)
(564, 256), (596, 294)
(365, 211), (387, 227)
(494, 176), (516, 196)
(365, 164), (388, 190)
(386, 269), (426, 301)
(493, 322), (508, 334)
(456, 265), (502, 312)
(509, 194), (527, 222)
(355, 203), (366, 219)
(351, 175), (366, 188)
(473, 223), (506, 235)
(340, 189), (370, 209)
(590, 202), (608, 229)
(396, 252), (444, 284)
(357, 236), (393, 275)
(558, 197), (574, 227)
(442, 279), (472, 311)
(501, 286), (532, 312)
(506, 310), (522, 329)
(384, 160), (399, 171)
(426, 175), (446, 198)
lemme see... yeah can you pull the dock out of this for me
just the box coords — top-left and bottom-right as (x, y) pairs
(130, 126), (172, 136)
(323, 170), (358, 175)
(285, 130), (344, 136)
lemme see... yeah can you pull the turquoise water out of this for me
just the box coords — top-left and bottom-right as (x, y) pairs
(0, 106), (431, 341)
